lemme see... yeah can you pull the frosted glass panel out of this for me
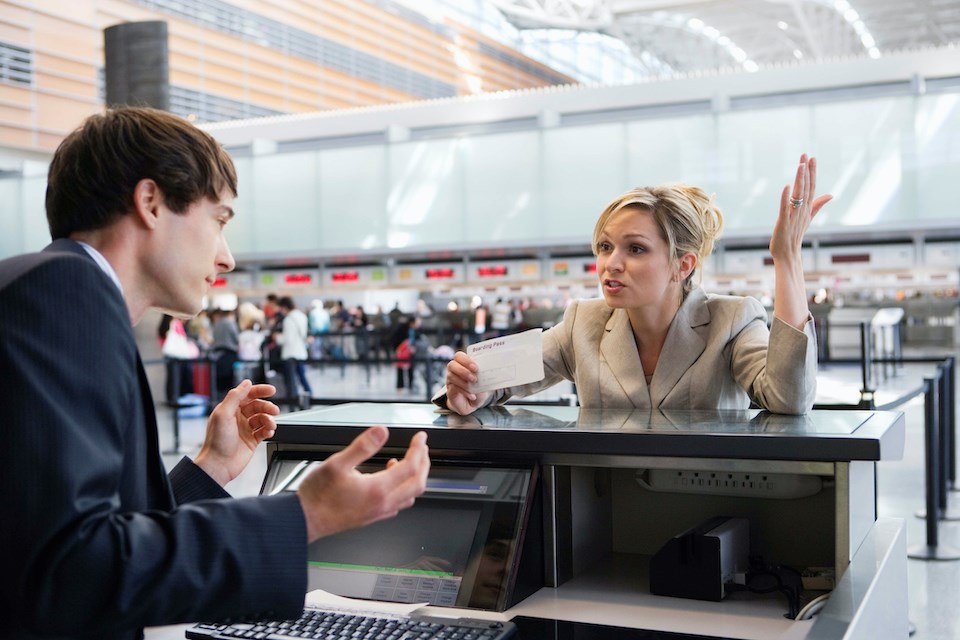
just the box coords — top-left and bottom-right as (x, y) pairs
(22, 175), (49, 252)
(227, 157), (256, 257)
(811, 97), (914, 229)
(915, 92), (960, 221)
(319, 146), (386, 252)
(542, 123), (627, 242)
(715, 106), (812, 235)
(250, 152), (320, 254)
(0, 179), (22, 257)
(462, 132), (541, 244)
(626, 115), (716, 189)
(4, 85), (960, 262)
(386, 139), (463, 249)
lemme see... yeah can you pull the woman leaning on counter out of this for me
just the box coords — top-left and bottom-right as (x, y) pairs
(439, 154), (831, 416)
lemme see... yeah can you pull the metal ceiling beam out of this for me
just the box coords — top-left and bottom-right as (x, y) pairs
(485, 0), (960, 78)
(486, 0), (614, 29)
(788, 0), (827, 58)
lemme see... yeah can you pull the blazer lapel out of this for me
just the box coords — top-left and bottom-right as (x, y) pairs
(600, 309), (649, 408)
(649, 288), (709, 406)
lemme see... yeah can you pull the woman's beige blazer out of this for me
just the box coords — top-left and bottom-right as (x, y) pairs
(489, 287), (817, 414)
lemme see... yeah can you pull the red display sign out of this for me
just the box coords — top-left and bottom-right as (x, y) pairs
(583, 263), (597, 274)
(284, 272), (313, 284)
(831, 253), (870, 264)
(477, 265), (508, 277)
(426, 268), (455, 280)
(331, 271), (360, 283)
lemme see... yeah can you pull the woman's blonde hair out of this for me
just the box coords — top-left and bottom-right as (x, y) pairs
(591, 184), (724, 295)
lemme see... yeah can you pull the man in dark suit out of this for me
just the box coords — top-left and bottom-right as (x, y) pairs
(0, 106), (430, 639)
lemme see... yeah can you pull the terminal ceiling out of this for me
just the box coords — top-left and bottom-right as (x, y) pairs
(485, 0), (959, 76)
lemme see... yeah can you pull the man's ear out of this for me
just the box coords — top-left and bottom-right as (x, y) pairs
(132, 179), (162, 230)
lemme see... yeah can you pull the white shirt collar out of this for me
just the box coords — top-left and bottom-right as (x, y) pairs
(75, 241), (123, 294)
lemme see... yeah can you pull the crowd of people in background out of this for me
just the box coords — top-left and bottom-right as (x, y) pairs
(158, 293), (563, 408)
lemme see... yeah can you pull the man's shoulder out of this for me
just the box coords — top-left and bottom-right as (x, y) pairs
(0, 247), (96, 292)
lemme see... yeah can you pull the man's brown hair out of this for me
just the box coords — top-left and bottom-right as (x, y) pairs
(46, 106), (237, 239)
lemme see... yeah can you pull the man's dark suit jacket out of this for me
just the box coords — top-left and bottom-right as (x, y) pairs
(0, 240), (307, 639)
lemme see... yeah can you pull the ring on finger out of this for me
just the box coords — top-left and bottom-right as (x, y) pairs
(789, 196), (804, 208)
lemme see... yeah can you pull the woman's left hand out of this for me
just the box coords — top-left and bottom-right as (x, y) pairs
(769, 154), (832, 264)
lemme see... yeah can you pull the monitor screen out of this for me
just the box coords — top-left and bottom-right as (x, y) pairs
(262, 453), (538, 611)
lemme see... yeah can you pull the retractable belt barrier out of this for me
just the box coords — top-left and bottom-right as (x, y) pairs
(816, 320), (960, 561)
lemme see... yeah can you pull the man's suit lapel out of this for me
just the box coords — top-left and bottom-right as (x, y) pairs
(649, 289), (710, 407)
(600, 310), (649, 407)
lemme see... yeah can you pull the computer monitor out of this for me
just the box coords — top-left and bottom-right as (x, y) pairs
(262, 453), (540, 612)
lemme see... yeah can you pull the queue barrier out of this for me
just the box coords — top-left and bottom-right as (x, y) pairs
(908, 363), (960, 560)
(818, 320), (960, 561)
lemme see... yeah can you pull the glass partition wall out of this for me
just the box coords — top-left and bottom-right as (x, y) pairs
(3, 87), (959, 260)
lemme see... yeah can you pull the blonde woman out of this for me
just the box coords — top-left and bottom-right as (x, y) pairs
(440, 154), (830, 415)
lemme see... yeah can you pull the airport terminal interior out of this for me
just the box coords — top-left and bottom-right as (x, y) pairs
(3, 0), (960, 638)
(139, 341), (958, 639)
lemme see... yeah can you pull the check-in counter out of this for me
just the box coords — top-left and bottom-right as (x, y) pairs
(272, 403), (907, 640)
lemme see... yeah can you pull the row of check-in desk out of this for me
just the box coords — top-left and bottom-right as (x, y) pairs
(261, 403), (908, 640)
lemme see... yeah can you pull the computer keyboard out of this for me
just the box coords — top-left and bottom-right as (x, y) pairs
(185, 606), (517, 639)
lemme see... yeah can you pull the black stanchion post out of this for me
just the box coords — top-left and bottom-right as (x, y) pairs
(169, 358), (181, 454)
(948, 356), (958, 492)
(822, 315), (831, 361)
(909, 372), (960, 560)
(936, 364), (960, 520)
(859, 321), (876, 409)
(206, 353), (217, 412)
(938, 359), (960, 519)
(913, 377), (940, 549)
(424, 355), (434, 404)
(814, 315), (826, 362)
(894, 320), (903, 374)
(860, 320), (870, 391)
(939, 366), (948, 513)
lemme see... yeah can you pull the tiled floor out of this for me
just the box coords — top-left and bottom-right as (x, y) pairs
(146, 354), (960, 639)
